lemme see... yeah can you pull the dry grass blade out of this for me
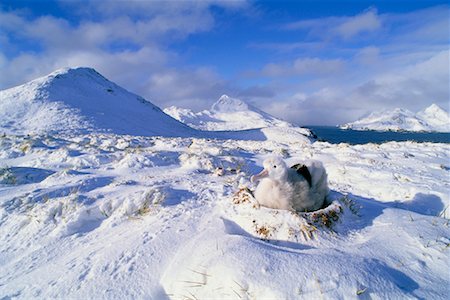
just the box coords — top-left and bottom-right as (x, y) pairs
(180, 280), (205, 285)
(232, 288), (242, 299)
(356, 287), (368, 295)
(188, 268), (212, 277)
(299, 222), (317, 240)
(181, 292), (198, 300)
(233, 279), (248, 292)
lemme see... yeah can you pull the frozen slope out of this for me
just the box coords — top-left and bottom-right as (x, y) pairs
(341, 104), (450, 132)
(0, 67), (196, 137)
(0, 133), (448, 299)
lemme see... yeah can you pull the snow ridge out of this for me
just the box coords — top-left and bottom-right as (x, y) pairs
(211, 95), (250, 112)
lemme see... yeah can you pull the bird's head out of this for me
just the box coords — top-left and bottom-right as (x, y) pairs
(251, 156), (288, 183)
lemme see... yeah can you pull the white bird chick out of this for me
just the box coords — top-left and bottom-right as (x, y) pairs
(251, 156), (329, 212)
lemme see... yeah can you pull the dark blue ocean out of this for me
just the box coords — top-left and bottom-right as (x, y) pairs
(306, 126), (450, 145)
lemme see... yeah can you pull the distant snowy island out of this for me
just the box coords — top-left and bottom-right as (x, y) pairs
(340, 104), (450, 133)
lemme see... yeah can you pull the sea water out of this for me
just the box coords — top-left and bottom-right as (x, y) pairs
(307, 126), (450, 145)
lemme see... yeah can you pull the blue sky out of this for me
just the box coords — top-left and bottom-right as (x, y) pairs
(0, 0), (448, 125)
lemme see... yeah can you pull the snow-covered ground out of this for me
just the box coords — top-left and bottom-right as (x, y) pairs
(1, 68), (449, 299)
(341, 104), (450, 132)
(0, 132), (448, 299)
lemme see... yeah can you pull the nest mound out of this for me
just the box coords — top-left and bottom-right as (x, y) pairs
(230, 187), (358, 240)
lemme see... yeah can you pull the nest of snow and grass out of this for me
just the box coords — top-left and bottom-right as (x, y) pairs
(230, 187), (359, 241)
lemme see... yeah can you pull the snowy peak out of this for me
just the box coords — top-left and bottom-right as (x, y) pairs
(341, 104), (450, 132)
(48, 67), (107, 81)
(0, 67), (194, 136)
(423, 103), (442, 114)
(365, 108), (416, 124)
(33, 67), (115, 94)
(418, 104), (449, 122)
(38, 67), (158, 108)
(165, 95), (296, 131)
(163, 95), (314, 139)
(211, 95), (250, 112)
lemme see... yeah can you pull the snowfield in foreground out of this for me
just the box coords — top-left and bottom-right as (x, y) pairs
(1, 132), (449, 299)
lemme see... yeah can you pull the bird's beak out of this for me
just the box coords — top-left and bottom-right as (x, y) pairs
(251, 168), (269, 183)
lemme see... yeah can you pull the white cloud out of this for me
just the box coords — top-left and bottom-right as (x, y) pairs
(350, 50), (449, 111)
(146, 67), (226, 108)
(283, 7), (382, 40)
(354, 47), (380, 65)
(293, 58), (345, 75)
(334, 8), (381, 39)
(262, 50), (449, 126)
(383, 6), (449, 43)
(261, 57), (345, 77)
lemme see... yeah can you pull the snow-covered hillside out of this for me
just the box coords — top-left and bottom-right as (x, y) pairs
(0, 67), (195, 137)
(164, 95), (308, 133)
(341, 104), (450, 132)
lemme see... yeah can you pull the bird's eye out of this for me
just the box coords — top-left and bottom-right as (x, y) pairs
(273, 165), (277, 168)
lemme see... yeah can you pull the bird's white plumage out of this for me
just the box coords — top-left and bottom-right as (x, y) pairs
(251, 156), (329, 212)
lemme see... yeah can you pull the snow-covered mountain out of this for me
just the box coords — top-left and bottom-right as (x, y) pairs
(164, 95), (315, 143)
(0, 67), (195, 137)
(164, 95), (298, 131)
(0, 69), (313, 143)
(341, 104), (450, 132)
